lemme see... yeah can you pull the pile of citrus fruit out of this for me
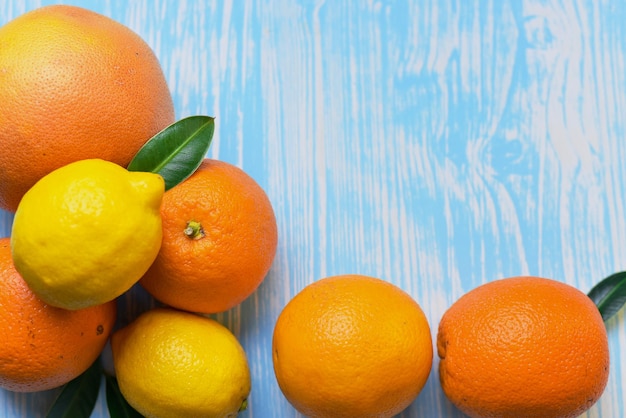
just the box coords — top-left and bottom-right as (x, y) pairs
(0, 4), (620, 418)
(0, 5), (276, 417)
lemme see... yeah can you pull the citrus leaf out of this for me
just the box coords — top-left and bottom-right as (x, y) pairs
(105, 374), (143, 418)
(46, 357), (102, 418)
(127, 115), (214, 190)
(587, 271), (626, 322)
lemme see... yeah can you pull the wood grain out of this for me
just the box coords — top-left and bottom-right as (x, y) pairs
(1, 1), (625, 417)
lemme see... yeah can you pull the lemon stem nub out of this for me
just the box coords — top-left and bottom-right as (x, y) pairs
(238, 398), (248, 412)
(184, 221), (205, 240)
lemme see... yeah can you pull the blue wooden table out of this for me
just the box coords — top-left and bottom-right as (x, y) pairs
(1, 1), (625, 417)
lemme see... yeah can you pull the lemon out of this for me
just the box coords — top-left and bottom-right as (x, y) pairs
(11, 158), (163, 310)
(111, 308), (251, 418)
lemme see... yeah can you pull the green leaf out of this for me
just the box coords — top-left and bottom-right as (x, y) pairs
(46, 357), (102, 418)
(587, 271), (626, 322)
(105, 374), (143, 418)
(127, 115), (215, 190)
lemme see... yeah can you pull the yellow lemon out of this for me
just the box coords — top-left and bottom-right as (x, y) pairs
(111, 307), (251, 418)
(11, 158), (163, 310)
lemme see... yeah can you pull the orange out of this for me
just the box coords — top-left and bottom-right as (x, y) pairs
(437, 276), (610, 418)
(0, 237), (116, 392)
(0, 5), (175, 212)
(272, 274), (433, 418)
(139, 158), (278, 314)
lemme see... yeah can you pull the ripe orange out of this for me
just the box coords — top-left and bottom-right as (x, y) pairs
(0, 5), (174, 212)
(272, 274), (433, 418)
(437, 276), (610, 418)
(0, 237), (116, 392)
(139, 158), (278, 314)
